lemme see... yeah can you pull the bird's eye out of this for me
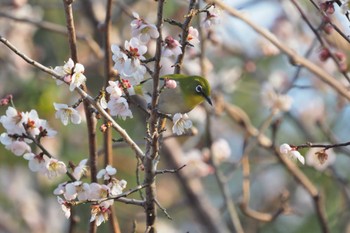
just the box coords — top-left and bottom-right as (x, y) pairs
(195, 85), (203, 93)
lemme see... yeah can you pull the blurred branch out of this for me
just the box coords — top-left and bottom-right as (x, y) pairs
(240, 144), (289, 222)
(284, 37), (318, 93)
(290, 0), (350, 82)
(113, 0), (135, 19)
(0, 11), (103, 59)
(272, 147), (330, 233)
(208, 0), (350, 102)
(162, 137), (230, 233)
(309, 0), (350, 44)
(213, 93), (272, 147)
(155, 164), (186, 175)
(206, 114), (244, 232)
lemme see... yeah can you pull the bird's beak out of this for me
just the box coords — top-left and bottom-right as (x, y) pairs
(201, 92), (212, 106)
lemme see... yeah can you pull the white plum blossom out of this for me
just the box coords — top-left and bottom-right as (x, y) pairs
(211, 138), (231, 164)
(54, 181), (90, 201)
(202, 5), (221, 28)
(261, 83), (292, 113)
(53, 182), (67, 195)
(64, 181), (91, 201)
(54, 103), (82, 126)
(187, 26), (200, 44)
(76, 183), (91, 201)
(0, 107), (57, 138)
(131, 12), (159, 44)
(53, 58), (74, 85)
(111, 38), (147, 85)
(52, 58), (86, 90)
(162, 36), (182, 57)
(111, 45), (128, 72)
(88, 183), (114, 208)
(306, 147), (336, 171)
(0, 106), (57, 157)
(90, 205), (110, 226)
(279, 143), (305, 165)
(107, 97), (133, 120)
(0, 106), (26, 135)
(9, 140), (31, 156)
(0, 133), (31, 156)
(73, 159), (88, 180)
(23, 152), (46, 172)
(109, 179), (127, 196)
(44, 155), (67, 179)
(64, 181), (81, 200)
(69, 63), (87, 91)
(172, 113), (192, 135)
(36, 119), (57, 137)
(21, 109), (41, 137)
(97, 165), (117, 180)
(57, 196), (71, 219)
(106, 80), (123, 99)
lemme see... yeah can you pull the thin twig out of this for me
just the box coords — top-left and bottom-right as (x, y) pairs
(155, 164), (186, 175)
(240, 142), (288, 222)
(154, 199), (172, 220)
(295, 141), (350, 150)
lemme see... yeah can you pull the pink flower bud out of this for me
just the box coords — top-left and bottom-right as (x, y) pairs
(165, 79), (177, 89)
(319, 48), (330, 61)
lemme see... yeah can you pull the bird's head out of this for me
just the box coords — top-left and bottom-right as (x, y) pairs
(165, 74), (212, 111)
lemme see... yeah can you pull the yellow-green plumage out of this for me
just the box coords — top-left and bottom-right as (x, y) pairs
(134, 74), (212, 114)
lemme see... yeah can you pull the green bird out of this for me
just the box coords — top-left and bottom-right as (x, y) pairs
(134, 74), (212, 114)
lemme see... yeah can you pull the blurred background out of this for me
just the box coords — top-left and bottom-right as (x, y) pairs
(1, 0), (350, 232)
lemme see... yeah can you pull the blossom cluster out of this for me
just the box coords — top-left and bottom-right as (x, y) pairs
(55, 165), (127, 226)
(105, 80), (133, 119)
(53, 58), (87, 91)
(0, 106), (68, 178)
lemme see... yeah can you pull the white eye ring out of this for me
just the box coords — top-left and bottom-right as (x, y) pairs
(195, 85), (203, 93)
